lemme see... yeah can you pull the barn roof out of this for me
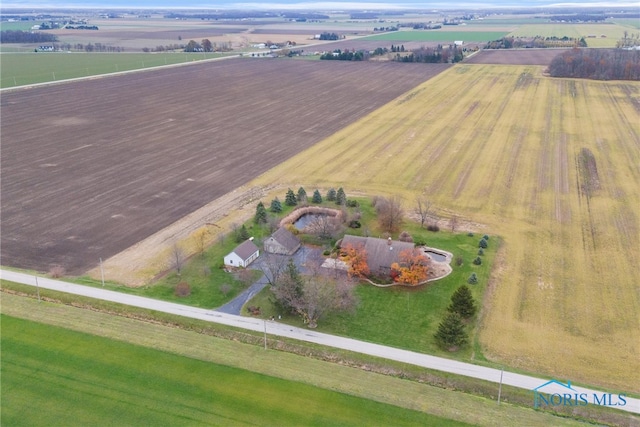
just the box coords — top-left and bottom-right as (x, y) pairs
(271, 227), (301, 252)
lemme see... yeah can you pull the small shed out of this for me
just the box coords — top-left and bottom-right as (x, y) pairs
(264, 227), (301, 256)
(224, 239), (260, 268)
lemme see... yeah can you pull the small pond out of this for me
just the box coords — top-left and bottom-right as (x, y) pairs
(294, 213), (325, 230)
(426, 250), (447, 263)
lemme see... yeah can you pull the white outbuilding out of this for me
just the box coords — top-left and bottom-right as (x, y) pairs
(224, 238), (260, 268)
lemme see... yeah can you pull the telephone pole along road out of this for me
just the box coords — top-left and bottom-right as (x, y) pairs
(2, 269), (637, 415)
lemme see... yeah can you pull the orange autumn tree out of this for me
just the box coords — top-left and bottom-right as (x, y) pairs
(391, 248), (429, 286)
(341, 243), (369, 278)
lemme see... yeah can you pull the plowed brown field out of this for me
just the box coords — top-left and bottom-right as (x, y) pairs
(464, 48), (571, 65)
(1, 58), (450, 274)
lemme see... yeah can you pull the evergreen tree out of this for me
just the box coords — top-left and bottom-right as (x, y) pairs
(236, 224), (250, 242)
(467, 272), (478, 285)
(285, 188), (297, 206)
(270, 197), (282, 213)
(447, 285), (477, 319)
(254, 201), (268, 224)
(479, 238), (488, 249)
(297, 187), (307, 203)
(473, 256), (482, 265)
(336, 187), (346, 205)
(326, 188), (337, 202)
(477, 248), (484, 256)
(434, 312), (468, 350)
(312, 189), (323, 204)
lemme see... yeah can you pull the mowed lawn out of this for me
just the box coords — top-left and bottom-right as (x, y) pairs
(248, 64), (640, 392)
(1, 315), (466, 427)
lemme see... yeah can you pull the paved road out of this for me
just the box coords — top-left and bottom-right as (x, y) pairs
(2, 268), (638, 415)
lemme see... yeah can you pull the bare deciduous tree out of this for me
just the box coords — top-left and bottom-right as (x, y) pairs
(306, 215), (343, 240)
(376, 195), (404, 233)
(450, 215), (459, 233)
(260, 253), (290, 286)
(415, 197), (433, 229)
(170, 243), (187, 275)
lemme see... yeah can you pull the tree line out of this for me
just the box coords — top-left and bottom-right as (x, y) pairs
(393, 45), (464, 63)
(547, 48), (640, 81)
(485, 36), (586, 49)
(1, 30), (57, 43)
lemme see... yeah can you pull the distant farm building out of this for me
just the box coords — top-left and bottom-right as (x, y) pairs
(224, 238), (260, 268)
(264, 227), (301, 255)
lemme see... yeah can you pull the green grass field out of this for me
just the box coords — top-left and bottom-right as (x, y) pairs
(1, 315), (467, 427)
(364, 30), (509, 43)
(0, 52), (228, 88)
(1, 293), (601, 426)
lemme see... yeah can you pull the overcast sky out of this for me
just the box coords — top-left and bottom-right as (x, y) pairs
(2, 0), (638, 9)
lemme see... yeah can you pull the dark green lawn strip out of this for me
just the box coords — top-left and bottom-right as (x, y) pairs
(1, 315), (469, 427)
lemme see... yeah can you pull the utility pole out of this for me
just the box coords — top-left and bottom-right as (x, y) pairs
(100, 258), (105, 287)
(35, 276), (40, 302)
(263, 320), (267, 350)
(498, 368), (504, 404)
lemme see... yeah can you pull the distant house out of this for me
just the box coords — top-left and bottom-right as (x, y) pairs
(340, 235), (415, 276)
(454, 40), (464, 46)
(264, 227), (301, 255)
(224, 239), (260, 268)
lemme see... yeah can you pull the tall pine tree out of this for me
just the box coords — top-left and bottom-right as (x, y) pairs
(326, 188), (337, 202)
(285, 188), (297, 206)
(254, 201), (267, 224)
(312, 189), (323, 204)
(434, 312), (468, 350)
(270, 197), (282, 213)
(447, 285), (477, 319)
(336, 187), (346, 205)
(297, 187), (307, 203)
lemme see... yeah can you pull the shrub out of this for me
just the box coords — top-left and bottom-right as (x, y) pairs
(467, 232), (474, 237)
(455, 256), (464, 267)
(478, 248), (484, 256)
(220, 283), (231, 296)
(323, 250), (331, 256)
(398, 231), (413, 242)
(346, 199), (359, 207)
(413, 238), (426, 247)
(427, 224), (440, 232)
(483, 234), (490, 240)
(48, 265), (66, 278)
(473, 256), (482, 265)
(348, 220), (361, 228)
(479, 238), (488, 249)
(175, 281), (191, 297)
(467, 272), (478, 285)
